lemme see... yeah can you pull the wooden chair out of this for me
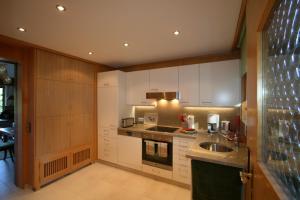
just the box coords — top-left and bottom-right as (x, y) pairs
(0, 140), (14, 162)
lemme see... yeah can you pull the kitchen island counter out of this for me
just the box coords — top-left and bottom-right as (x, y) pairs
(186, 133), (248, 169)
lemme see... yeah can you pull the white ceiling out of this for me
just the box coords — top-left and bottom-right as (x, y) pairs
(0, 0), (242, 67)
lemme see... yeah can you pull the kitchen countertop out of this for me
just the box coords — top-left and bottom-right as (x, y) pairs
(118, 124), (200, 139)
(186, 133), (248, 169)
(118, 124), (248, 169)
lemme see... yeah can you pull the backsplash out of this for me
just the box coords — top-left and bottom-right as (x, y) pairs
(134, 101), (240, 130)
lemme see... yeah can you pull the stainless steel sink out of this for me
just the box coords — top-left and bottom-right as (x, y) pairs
(199, 142), (233, 152)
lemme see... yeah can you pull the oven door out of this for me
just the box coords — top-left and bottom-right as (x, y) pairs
(142, 139), (172, 170)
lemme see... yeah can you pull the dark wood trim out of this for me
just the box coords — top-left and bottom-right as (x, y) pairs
(0, 42), (33, 188)
(0, 34), (114, 71)
(257, 0), (280, 31)
(120, 51), (240, 72)
(232, 0), (247, 50)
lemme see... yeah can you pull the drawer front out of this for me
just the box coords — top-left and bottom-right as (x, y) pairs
(142, 164), (172, 179)
(99, 133), (117, 163)
(173, 137), (193, 184)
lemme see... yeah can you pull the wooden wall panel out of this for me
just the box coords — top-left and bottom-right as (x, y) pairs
(34, 49), (98, 187)
(246, 0), (280, 199)
(36, 116), (70, 157)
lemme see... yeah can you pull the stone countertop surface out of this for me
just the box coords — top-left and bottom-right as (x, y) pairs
(186, 133), (248, 169)
(118, 124), (248, 169)
(118, 124), (200, 139)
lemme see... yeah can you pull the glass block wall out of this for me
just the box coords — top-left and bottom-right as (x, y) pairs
(262, 0), (300, 198)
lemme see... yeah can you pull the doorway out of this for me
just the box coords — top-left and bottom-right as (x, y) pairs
(0, 60), (17, 188)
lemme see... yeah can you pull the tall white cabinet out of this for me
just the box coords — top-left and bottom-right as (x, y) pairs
(97, 70), (130, 163)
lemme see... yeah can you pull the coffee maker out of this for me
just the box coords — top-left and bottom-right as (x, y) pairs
(207, 114), (220, 133)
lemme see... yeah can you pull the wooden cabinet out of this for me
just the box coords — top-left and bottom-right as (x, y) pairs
(192, 160), (243, 200)
(117, 135), (142, 170)
(149, 67), (178, 92)
(126, 70), (153, 105)
(199, 60), (240, 106)
(178, 64), (199, 106)
(173, 137), (194, 185)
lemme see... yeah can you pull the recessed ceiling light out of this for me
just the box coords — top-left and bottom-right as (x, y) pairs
(17, 27), (26, 32)
(124, 43), (129, 47)
(56, 5), (66, 12)
(174, 30), (180, 36)
(88, 52), (93, 55)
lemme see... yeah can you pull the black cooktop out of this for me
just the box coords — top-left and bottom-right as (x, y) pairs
(146, 126), (178, 133)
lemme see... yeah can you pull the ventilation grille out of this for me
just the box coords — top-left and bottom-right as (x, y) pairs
(43, 156), (68, 178)
(73, 148), (90, 165)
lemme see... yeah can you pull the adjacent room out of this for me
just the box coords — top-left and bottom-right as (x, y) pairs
(0, 0), (298, 200)
(0, 61), (16, 191)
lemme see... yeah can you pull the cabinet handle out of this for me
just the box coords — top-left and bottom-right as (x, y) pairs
(151, 88), (159, 91)
(180, 101), (189, 104)
(103, 83), (109, 86)
(201, 101), (212, 104)
(126, 131), (133, 136)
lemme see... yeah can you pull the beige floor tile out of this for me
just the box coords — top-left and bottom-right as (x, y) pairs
(0, 161), (191, 200)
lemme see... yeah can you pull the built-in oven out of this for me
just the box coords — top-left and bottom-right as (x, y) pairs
(142, 132), (173, 171)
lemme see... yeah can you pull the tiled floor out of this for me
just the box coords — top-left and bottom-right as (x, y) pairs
(0, 161), (190, 200)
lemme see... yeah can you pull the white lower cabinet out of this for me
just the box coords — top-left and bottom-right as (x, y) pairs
(173, 137), (194, 185)
(98, 127), (118, 163)
(117, 135), (142, 170)
(142, 164), (173, 179)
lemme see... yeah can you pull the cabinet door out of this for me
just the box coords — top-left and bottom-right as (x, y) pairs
(149, 67), (178, 92)
(97, 71), (119, 87)
(199, 60), (240, 106)
(117, 135), (142, 170)
(126, 70), (153, 105)
(97, 87), (119, 127)
(179, 64), (199, 106)
(212, 60), (240, 106)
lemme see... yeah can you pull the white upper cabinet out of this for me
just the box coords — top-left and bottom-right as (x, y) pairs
(97, 71), (120, 87)
(199, 59), (241, 106)
(149, 67), (179, 92)
(178, 64), (199, 106)
(126, 70), (152, 105)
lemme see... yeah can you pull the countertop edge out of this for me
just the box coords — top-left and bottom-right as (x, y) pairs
(186, 153), (246, 169)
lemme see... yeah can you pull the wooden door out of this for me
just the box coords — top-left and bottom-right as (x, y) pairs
(245, 0), (282, 199)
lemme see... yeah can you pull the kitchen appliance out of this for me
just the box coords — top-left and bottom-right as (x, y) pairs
(142, 132), (173, 170)
(146, 92), (180, 101)
(187, 115), (195, 129)
(146, 126), (178, 133)
(207, 114), (220, 133)
(121, 117), (135, 128)
(221, 120), (231, 133)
